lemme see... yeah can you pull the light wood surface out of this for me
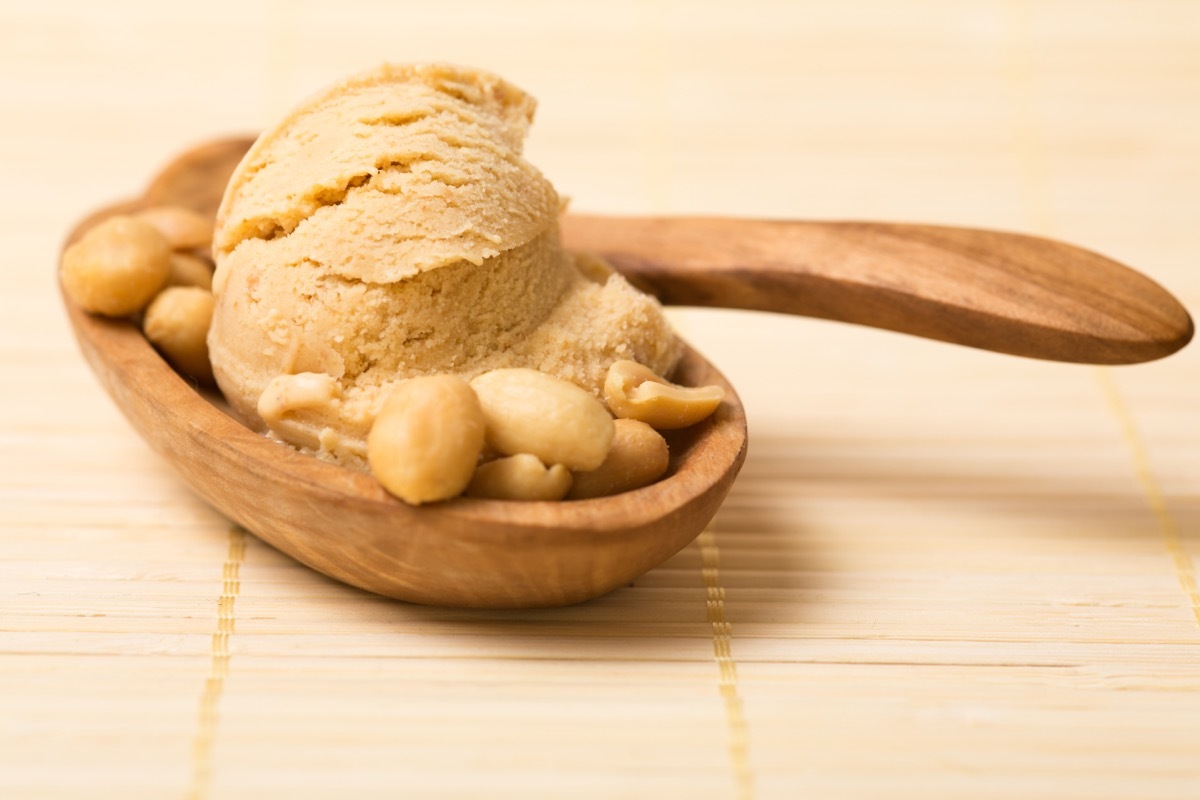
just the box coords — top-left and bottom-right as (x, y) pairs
(5, 1), (1199, 798)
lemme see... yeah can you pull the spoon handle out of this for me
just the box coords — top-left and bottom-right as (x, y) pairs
(561, 215), (1193, 364)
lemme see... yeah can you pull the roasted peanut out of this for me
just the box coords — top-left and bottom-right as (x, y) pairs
(257, 373), (340, 429)
(60, 215), (171, 316)
(572, 251), (616, 284)
(367, 375), (485, 505)
(604, 360), (723, 430)
(470, 368), (614, 471)
(567, 419), (669, 499)
(142, 287), (215, 382)
(165, 252), (214, 290)
(467, 454), (572, 501)
(256, 372), (341, 452)
(136, 205), (214, 250)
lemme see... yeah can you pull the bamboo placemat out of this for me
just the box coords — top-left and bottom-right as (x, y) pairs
(4, 1), (1198, 798)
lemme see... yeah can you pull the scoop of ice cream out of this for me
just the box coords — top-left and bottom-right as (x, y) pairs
(208, 63), (681, 466)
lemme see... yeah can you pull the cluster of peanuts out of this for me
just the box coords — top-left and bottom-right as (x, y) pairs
(61, 208), (723, 503)
(60, 206), (217, 383)
(367, 362), (724, 504)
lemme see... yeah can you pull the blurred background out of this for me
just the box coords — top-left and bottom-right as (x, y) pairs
(22, 1), (1199, 256)
(4, 1), (1198, 798)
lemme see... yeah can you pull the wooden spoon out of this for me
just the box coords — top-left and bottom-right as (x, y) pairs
(60, 137), (1193, 608)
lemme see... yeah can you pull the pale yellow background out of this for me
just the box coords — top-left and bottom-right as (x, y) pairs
(3, 1), (1198, 798)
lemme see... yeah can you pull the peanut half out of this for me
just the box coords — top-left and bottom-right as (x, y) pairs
(568, 418), (669, 500)
(603, 360), (724, 430)
(135, 205), (214, 251)
(142, 286), (214, 383)
(467, 454), (573, 501)
(470, 368), (614, 471)
(165, 252), (214, 290)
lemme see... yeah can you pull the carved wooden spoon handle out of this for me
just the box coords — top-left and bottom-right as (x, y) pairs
(561, 215), (1193, 365)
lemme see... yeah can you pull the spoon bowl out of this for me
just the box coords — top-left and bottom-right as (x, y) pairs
(61, 137), (1192, 608)
(62, 138), (747, 608)
(65, 283), (745, 608)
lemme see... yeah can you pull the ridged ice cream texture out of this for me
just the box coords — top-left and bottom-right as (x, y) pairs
(208, 63), (681, 466)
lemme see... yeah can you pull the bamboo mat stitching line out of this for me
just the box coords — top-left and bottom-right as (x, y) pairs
(1006, 0), (1199, 631)
(1096, 370), (1200, 628)
(699, 529), (755, 800)
(188, 526), (247, 800)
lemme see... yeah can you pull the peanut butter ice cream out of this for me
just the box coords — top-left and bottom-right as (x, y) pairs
(208, 63), (681, 466)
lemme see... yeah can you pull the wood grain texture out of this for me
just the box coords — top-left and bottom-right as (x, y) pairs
(4, 1), (1200, 798)
(563, 215), (1193, 364)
